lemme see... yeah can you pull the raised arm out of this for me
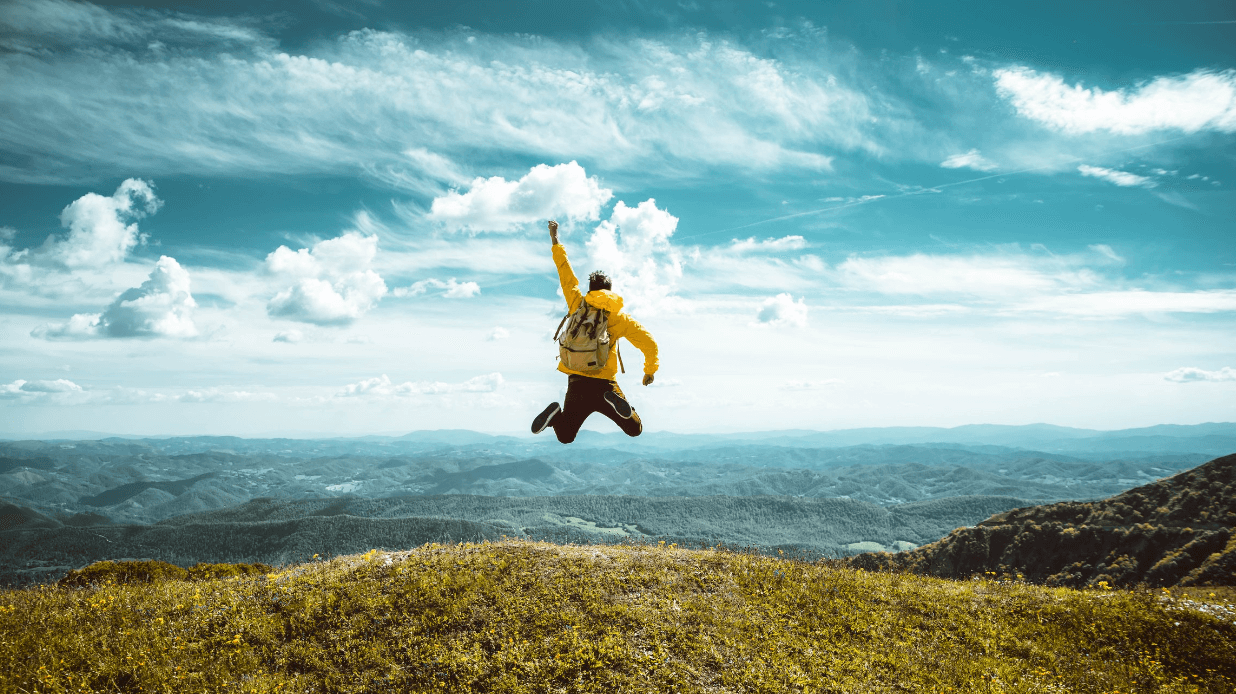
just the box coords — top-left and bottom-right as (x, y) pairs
(549, 220), (584, 312)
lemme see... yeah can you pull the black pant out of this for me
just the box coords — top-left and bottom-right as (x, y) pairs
(552, 375), (643, 444)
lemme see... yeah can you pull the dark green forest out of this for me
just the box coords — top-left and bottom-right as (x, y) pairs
(0, 493), (1027, 587)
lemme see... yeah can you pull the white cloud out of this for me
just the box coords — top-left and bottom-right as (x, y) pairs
(1164, 367), (1236, 383)
(180, 388), (277, 403)
(428, 162), (612, 232)
(833, 252), (1100, 297)
(487, 326), (510, 341)
(0, 180), (160, 293)
(940, 149), (997, 171)
(0, 378), (83, 395)
(33, 255), (197, 339)
(755, 293), (808, 327)
(1077, 165), (1156, 188)
(44, 179), (161, 268)
(781, 379), (842, 390)
(392, 278), (480, 299)
(266, 231), (387, 326)
(994, 67), (1236, 135)
(1020, 290), (1236, 317)
(335, 372), (504, 398)
(585, 199), (683, 315)
(724, 236), (808, 254)
(1088, 244), (1124, 263)
(0, 10), (874, 186)
(683, 237), (823, 294)
(273, 329), (304, 343)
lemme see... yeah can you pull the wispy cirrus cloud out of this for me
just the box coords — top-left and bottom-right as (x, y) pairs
(392, 278), (481, 299)
(940, 149), (998, 171)
(831, 250), (1104, 298)
(336, 373), (504, 398)
(994, 66), (1236, 135)
(1077, 164), (1156, 188)
(0, 3), (881, 187)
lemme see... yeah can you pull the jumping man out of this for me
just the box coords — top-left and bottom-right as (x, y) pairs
(531, 220), (659, 443)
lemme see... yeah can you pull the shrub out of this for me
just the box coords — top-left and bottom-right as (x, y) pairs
(58, 560), (188, 587)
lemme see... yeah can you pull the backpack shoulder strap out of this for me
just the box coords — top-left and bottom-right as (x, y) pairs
(551, 311), (568, 341)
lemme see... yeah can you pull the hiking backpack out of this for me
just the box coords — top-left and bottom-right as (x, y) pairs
(554, 301), (623, 373)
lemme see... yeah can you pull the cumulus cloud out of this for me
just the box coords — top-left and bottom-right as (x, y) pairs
(487, 326), (510, 341)
(940, 149), (997, 171)
(33, 255), (197, 339)
(755, 293), (808, 327)
(335, 373), (504, 398)
(585, 199), (683, 315)
(994, 67), (1236, 135)
(1163, 367), (1236, 383)
(1, 180), (161, 293)
(43, 179), (161, 268)
(1077, 165), (1156, 188)
(392, 278), (481, 299)
(0, 378), (84, 398)
(266, 231), (387, 326)
(273, 329), (304, 343)
(429, 162), (612, 232)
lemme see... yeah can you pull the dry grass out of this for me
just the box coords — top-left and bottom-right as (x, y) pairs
(2, 539), (1233, 693)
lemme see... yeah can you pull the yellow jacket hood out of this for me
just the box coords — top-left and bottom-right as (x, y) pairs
(584, 289), (624, 313)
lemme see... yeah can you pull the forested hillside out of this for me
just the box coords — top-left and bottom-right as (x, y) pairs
(850, 453), (1236, 587)
(0, 435), (1203, 526)
(0, 494), (1026, 587)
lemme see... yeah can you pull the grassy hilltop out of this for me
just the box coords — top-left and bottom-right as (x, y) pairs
(2, 541), (1234, 693)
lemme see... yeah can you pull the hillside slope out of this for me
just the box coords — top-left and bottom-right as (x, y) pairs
(851, 453), (1236, 587)
(2, 542), (1233, 693)
(0, 493), (1031, 587)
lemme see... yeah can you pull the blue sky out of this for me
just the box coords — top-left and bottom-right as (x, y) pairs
(1, 0), (1234, 436)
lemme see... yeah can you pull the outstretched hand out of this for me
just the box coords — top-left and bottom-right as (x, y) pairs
(642, 374), (654, 386)
(548, 220), (559, 244)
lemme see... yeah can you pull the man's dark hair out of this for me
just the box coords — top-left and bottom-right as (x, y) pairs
(588, 271), (612, 292)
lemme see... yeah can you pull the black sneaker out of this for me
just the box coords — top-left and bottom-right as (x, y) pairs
(531, 402), (561, 434)
(603, 390), (633, 419)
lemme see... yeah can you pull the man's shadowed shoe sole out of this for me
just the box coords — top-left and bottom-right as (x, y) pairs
(532, 402), (561, 434)
(603, 391), (633, 419)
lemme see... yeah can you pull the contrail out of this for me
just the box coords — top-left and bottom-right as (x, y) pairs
(676, 135), (1193, 242)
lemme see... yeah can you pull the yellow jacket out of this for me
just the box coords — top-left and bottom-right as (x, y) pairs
(553, 244), (659, 380)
